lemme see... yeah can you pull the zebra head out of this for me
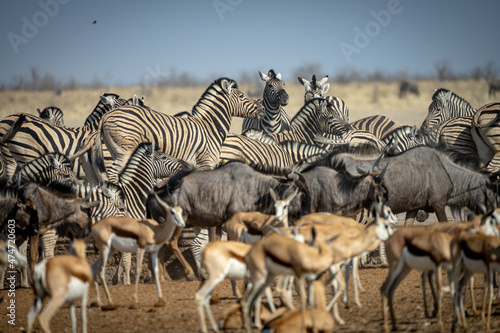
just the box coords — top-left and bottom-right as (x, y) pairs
(38, 106), (64, 127)
(384, 125), (423, 156)
(319, 97), (352, 136)
(259, 69), (289, 107)
(298, 74), (330, 103)
(421, 88), (453, 135)
(217, 77), (265, 120)
(153, 150), (196, 182)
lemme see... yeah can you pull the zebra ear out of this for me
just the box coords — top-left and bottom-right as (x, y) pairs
(37, 108), (42, 116)
(100, 95), (115, 109)
(49, 155), (61, 169)
(442, 90), (452, 104)
(298, 77), (311, 92)
(276, 72), (282, 80)
(221, 79), (234, 95)
(321, 83), (330, 94)
(318, 75), (329, 86)
(258, 71), (269, 82)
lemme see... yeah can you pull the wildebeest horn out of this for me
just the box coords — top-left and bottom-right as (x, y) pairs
(470, 188), (487, 215)
(371, 151), (385, 173)
(375, 162), (389, 183)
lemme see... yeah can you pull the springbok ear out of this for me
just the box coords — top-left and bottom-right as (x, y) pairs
(221, 79), (234, 95)
(258, 71), (269, 82)
(322, 83), (330, 94)
(269, 188), (277, 201)
(276, 72), (282, 80)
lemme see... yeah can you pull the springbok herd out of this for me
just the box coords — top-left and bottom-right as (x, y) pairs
(1, 70), (500, 333)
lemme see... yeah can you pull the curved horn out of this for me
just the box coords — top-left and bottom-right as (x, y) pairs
(375, 162), (389, 183)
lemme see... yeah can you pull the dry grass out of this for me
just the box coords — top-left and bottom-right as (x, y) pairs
(0, 79), (495, 134)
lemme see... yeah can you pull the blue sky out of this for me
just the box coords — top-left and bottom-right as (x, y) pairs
(1, 0), (499, 86)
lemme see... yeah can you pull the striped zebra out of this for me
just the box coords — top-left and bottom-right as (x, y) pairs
(316, 95), (397, 140)
(421, 88), (476, 135)
(314, 128), (386, 152)
(471, 102), (500, 173)
(298, 74), (330, 103)
(8, 152), (77, 187)
(37, 107), (64, 127)
(242, 70), (291, 134)
(218, 133), (327, 174)
(243, 98), (333, 146)
(0, 93), (124, 180)
(91, 78), (264, 183)
(383, 118), (478, 159)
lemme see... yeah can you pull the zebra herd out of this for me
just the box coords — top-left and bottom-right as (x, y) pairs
(1, 69), (500, 332)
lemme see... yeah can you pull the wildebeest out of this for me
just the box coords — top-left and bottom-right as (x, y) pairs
(489, 80), (500, 97)
(149, 162), (310, 279)
(398, 81), (420, 98)
(307, 145), (495, 225)
(0, 183), (93, 287)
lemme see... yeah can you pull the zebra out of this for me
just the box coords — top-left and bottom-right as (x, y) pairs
(297, 74), (330, 104)
(37, 107), (64, 127)
(8, 152), (77, 187)
(242, 98), (334, 146)
(471, 102), (500, 174)
(420, 88), (476, 135)
(90, 77), (264, 183)
(314, 128), (386, 152)
(242, 69), (291, 134)
(0, 93), (122, 180)
(382, 117), (478, 160)
(218, 133), (327, 174)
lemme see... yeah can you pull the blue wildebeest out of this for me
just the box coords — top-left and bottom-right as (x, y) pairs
(398, 81), (420, 98)
(149, 162), (310, 279)
(304, 145), (495, 226)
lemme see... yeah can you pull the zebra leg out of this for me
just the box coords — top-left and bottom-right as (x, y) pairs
(40, 230), (57, 259)
(190, 228), (208, 280)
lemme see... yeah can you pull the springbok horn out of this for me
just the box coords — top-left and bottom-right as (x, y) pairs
(154, 192), (173, 213)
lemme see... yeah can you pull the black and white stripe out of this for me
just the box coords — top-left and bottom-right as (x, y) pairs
(93, 78), (264, 183)
(242, 69), (290, 134)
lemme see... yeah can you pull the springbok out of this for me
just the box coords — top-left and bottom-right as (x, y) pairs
(27, 239), (91, 333)
(88, 194), (185, 309)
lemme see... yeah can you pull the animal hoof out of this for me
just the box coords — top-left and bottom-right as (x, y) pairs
(416, 210), (429, 222)
(101, 304), (116, 311)
(154, 299), (166, 308)
(128, 303), (139, 310)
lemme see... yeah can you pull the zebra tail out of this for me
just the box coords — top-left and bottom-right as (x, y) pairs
(94, 129), (106, 173)
(1, 114), (25, 143)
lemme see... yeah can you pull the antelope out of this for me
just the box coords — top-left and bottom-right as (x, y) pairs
(240, 227), (334, 333)
(262, 280), (334, 333)
(295, 202), (397, 309)
(196, 226), (306, 333)
(380, 226), (455, 332)
(27, 239), (92, 333)
(88, 193), (185, 309)
(224, 187), (298, 243)
(450, 230), (500, 332)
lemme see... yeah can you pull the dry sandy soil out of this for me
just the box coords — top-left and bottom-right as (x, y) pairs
(2, 215), (500, 333)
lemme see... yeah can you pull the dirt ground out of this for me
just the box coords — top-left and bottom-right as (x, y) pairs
(2, 215), (500, 333)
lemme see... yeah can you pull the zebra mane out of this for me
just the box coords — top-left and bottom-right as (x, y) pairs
(83, 93), (121, 129)
(116, 142), (154, 186)
(289, 97), (325, 127)
(432, 88), (474, 110)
